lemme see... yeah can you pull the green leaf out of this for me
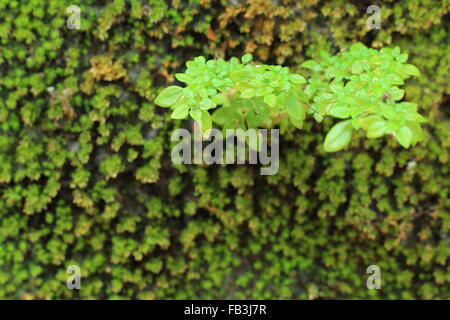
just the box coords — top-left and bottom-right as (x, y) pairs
(183, 88), (195, 99)
(380, 48), (393, 56)
(396, 53), (408, 63)
(408, 122), (425, 144)
(396, 125), (413, 148)
(301, 60), (318, 69)
(235, 81), (253, 92)
(230, 69), (253, 83)
(386, 73), (404, 85)
(212, 107), (241, 125)
(207, 88), (217, 96)
(380, 59), (392, 70)
(171, 105), (190, 119)
(351, 60), (363, 74)
(403, 64), (420, 77)
(241, 53), (253, 64)
(391, 88), (404, 101)
(194, 56), (206, 64)
(328, 103), (352, 119)
(366, 120), (387, 138)
(198, 88), (208, 98)
(324, 120), (353, 152)
(392, 47), (400, 57)
(190, 109), (212, 136)
(350, 42), (366, 52)
(199, 98), (216, 110)
(247, 111), (261, 128)
(211, 79), (224, 88)
(285, 94), (305, 121)
(200, 111), (212, 136)
(247, 108), (270, 128)
(290, 74), (306, 84)
(175, 73), (189, 82)
(154, 86), (184, 107)
(314, 112), (324, 123)
(290, 116), (304, 129)
(190, 108), (202, 124)
(359, 116), (379, 130)
(320, 50), (330, 60)
(263, 94), (276, 107)
(241, 89), (255, 99)
(211, 93), (228, 105)
(329, 83), (343, 93)
(172, 96), (189, 109)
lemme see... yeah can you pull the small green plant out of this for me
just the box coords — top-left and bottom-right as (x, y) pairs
(154, 43), (426, 152)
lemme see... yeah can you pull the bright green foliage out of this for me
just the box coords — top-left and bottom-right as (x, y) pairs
(303, 43), (426, 151)
(155, 43), (425, 152)
(323, 120), (353, 153)
(0, 0), (449, 300)
(156, 54), (308, 138)
(154, 86), (184, 108)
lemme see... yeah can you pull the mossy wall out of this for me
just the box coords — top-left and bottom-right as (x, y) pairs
(0, 0), (449, 299)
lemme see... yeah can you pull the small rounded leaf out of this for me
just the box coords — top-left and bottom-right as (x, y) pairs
(175, 73), (189, 83)
(154, 86), (184, 107)
(403, 64), (420, 77)
(285, 95), (305, 121)
(211, 79), (223, 88)
(264, 94), (276, 107)
(211, 93), (228, 105)
(351, 60), (363, 74)
(329, 104), (352, 119)
(230, 69), (253, 83)
(190, 109), (212, 137)
(190, 108), (202, 124)
(290, 117), (304, 130)
(199, 98), (216, 110)
(241, 89), (255, 99)
(289, 74), (306, 84)
(241, 53), (253, 64)
(366, 120), (387, 138)
(324, 120), (353, 152)
(396, 53), (408, 63)
(212, 107), (241, 125)
(301, 60), (318, 69)
(171, 105), (190, 119)
(396, 125), (413, 148)
(200, 111), (212, 137)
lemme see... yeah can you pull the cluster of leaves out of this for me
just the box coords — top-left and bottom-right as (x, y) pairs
(303, 43), (426, 152)
(155, 43), (426, 152)
(155, 54), (307, 139)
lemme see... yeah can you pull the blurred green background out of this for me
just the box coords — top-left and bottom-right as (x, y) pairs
(0, 0), (448, 299)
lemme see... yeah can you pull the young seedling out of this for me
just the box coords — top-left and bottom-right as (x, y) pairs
(154, 43), (426, 152)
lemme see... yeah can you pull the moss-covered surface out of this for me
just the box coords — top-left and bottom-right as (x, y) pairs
(0, 0), (448, 299)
